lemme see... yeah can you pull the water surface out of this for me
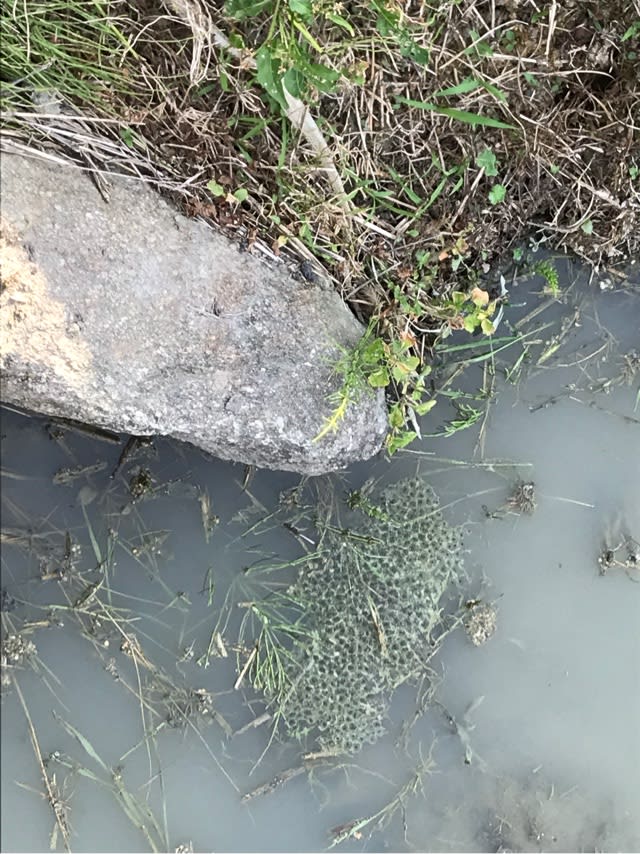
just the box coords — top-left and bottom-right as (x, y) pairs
(1, 259), (639, 852)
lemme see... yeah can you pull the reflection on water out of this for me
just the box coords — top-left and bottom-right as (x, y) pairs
(1, 260), (639, 852)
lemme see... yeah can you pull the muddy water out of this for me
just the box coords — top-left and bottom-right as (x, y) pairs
(1, 258), (639, 852)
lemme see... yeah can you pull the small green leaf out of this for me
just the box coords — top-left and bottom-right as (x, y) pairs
(414, 399), (437, 416)
(233, 188), (249, 202)
(465, 29), (494, 57)
(401, 355), (420, 371)
(288, 0), (312, 16)
(368, 367), (390, 388)
(389, 403), (405, 428)
(475, 148), (499, 176)
(463, 315), (478, 333)
(481, 317), (495, 335)
(387, 430), (417, 454)
(207, 179), (225, 197)
(434, 77), (482, 98)
(415, 249), (430, 267)
(361, 338), (385, 364)
(395, 97), (515, 129)
(303, 62), (341, 92)
(488, 184), (506, 205)
(622, 22), (640, 41)
(402, 40), (430, 64)
(283, 67), (305, 98)
(375, 14), (393, 37)
(119, 126), (135, 148)
(402, 183), (423, 205)
(480, 79), (508, 102)
(292, 18), (323, 51)
(433, 76), (506, 102)
(255, 45), (286, 108)
(225, 0), (272, 20)
(580, 219), (593, 235)
(534, 260), (560, 296)
(326, 12), (355, 35)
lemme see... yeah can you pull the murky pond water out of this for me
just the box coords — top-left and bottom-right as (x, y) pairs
(1, 257), (639, 852)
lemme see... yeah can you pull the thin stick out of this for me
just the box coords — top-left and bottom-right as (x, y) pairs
(12, 676), (72, 852)
(234, 644), (258, 691)
(241, 764), (306, 803)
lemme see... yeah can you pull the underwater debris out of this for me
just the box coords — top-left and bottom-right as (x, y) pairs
(470, 772), (635, 854)
(598, 534), (639, 578)
(241, 764), (307, 803)
(111, 436), (154, 479)
(164, 686), (216, 728)
(464, 601), (498, 647)
(507, 481), (537, 515)
(128, 467), (153, 499)
(1, 632), (37, 686)
(53, 461), (108, 485)
(198, 490), (220, 543)
(256, 477), (465, 754)
(0, 587), (16, 613)
(483, 480), (537, 520)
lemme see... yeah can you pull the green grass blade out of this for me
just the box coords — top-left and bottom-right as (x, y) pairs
(396, 97), (515, 129)
(53, 713), (109, 772)
(433, 77), (482, 98)
(81, 503), (103, 564)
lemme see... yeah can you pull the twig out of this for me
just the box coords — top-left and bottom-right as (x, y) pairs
(233, 711), (272, 737)
(12, 676), (72, 852)
(234, 644), (258, 690)
(241, 764), (306, 802)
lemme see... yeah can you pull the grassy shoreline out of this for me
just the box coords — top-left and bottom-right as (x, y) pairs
(1, 0), (638, 449)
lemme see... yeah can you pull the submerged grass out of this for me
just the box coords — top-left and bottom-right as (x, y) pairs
(11, 676), (73, 852)
(0, 431), (520, 846)
(328, 747), (436, 849)
(0, 451), (240, 850)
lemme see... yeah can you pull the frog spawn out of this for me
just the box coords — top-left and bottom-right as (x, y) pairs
(262, 478), (465, 754)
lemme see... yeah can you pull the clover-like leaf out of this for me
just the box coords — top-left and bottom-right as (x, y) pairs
(488, 184), (506, 205)
(475, 147), (499, 176)
(367, 367), (390, 388)
(206, 179), (225, 197)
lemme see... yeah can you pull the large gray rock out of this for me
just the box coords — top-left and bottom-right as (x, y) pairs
(0, 153), (387, 473)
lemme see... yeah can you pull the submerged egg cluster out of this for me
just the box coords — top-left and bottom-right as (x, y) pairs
(267, 478), (465, 754)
